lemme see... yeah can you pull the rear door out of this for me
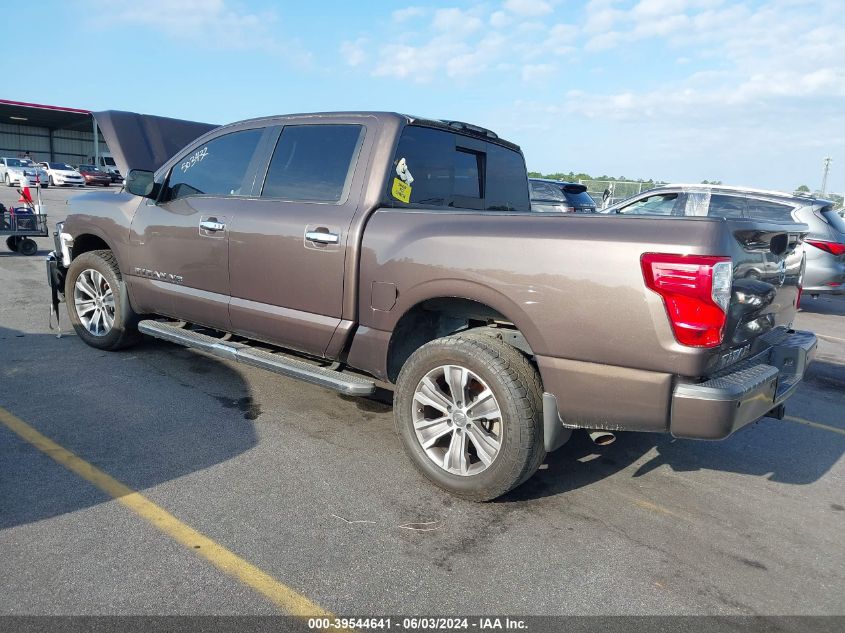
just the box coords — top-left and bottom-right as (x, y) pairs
(227, 119), (372, 357)
(127, 126), (271, 329)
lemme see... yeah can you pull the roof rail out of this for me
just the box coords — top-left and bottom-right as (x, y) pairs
(659, 183), (822, 200)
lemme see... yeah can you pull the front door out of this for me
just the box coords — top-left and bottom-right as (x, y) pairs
(228, 120), (372, 357)
(127, 126), (270, 330)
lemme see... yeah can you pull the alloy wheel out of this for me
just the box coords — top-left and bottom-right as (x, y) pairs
(73, 269), (115, 336)
(412, 364), (503, 476)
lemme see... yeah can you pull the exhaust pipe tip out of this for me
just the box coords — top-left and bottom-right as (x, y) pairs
(588, 430), (616, 446)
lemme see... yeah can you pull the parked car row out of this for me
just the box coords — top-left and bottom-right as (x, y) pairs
(0, 157), (120, 188)
(529, 178), (845, 296)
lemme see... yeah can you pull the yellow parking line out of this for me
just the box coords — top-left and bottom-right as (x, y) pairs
(0, 405), (332, 618)
(784, 415), (845, 437)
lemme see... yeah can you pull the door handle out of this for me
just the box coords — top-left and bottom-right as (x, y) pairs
(305, 230), (339, 245)
(200, 220), (226, 232)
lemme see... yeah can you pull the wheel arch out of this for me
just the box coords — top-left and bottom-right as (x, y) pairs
(384, 289), (541, 383)
(71, 233), (111, 260)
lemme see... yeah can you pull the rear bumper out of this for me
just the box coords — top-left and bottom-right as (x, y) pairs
(669, 329), (816, 439)
(541, 328), (817, 450)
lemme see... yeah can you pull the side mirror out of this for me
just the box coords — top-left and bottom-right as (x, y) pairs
(125, 169), (159, 199)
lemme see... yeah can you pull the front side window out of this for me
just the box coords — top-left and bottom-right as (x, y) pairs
(387, 125), (529, 212)
(746, 199), (795, 222)
(163, 128), (264, 202)
(261, 124), (364, 203)
(619, 193), (679, 215)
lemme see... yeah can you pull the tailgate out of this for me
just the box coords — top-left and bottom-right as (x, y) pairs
(723, 218), (808, 352)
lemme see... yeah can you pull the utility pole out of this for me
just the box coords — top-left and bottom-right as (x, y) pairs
(821, 156), (832, 195)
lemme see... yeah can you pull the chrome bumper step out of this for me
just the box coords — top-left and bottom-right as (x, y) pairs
(138, 320), (376, 396)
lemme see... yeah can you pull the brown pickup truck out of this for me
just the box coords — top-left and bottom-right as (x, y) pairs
(47, 111), (817, 500)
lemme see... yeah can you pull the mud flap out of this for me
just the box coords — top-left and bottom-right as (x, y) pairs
(46, 253), (65, 338)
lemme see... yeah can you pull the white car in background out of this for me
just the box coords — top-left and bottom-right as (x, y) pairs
(0, 157), (42, 187)
(20, 159), (49, 188)
(39, 162), (85, 187)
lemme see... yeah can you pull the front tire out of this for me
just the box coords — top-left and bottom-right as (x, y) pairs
(6, 236), (20, 252)
(394, 332), (545, 501)
(65, 250), (140, 350)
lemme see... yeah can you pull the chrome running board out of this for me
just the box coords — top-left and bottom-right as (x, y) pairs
(138, 320), (376, 396)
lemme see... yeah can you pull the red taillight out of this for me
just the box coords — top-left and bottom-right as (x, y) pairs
(806, 239), (845, 256)
(641, 253), (733, 348)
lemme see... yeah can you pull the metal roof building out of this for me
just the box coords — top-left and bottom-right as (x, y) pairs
(0, 99), (109, 166)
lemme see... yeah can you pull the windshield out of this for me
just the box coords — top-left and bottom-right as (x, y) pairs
(20, 159), (35, 166)
(102, 156), (116, 166)
(5, 158), (24, 167)
(49, 163), (75, 170)
(79, 165), (100, 172)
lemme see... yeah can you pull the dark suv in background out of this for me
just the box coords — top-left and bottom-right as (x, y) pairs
(604, 184), (845, 296)
(529, 179), (597, 213)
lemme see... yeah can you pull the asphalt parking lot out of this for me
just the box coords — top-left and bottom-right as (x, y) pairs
(1, 185), (843, 618)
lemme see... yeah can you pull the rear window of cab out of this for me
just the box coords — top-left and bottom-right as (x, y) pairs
(384, 125), (530, 212)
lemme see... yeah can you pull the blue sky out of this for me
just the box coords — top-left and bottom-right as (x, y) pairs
(7, 0), (844, 192)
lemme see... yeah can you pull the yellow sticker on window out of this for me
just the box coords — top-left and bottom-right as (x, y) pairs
(392, 177), (412, 203)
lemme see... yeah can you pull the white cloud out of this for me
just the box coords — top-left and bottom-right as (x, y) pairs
(340, 39), (368, 67)
(490, 10), (510, 28)
(433, 8), (483, 35)
(504, 0), (554, 17)
(392, 7), (426, 23)
(522, 63), (557, 82)
(107, 0), (311, 63)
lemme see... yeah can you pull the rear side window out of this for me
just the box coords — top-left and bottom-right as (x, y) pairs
(486, 144), (530, 211)
(262, 124), (364, 203)
(164, 128), (264, 201)
(820, 208), (845, 234)
(707, 194), (746, 218)
(386, 125), (529, 212)
(746, 198), (795, 222)
(529, 181), (565, 202)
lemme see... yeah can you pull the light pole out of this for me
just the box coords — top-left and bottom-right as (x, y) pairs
(821, 156), (832, 195)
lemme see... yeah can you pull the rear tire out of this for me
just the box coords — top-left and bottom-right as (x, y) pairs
(6, 236), (20, 252)
(66, 249), (141, 350)
(18, 238), (37, 256)
(394, 331), (545, 501)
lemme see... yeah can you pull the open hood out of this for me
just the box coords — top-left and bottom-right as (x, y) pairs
(92, 110), (218, 176)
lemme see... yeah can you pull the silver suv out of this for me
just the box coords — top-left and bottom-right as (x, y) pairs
(605, 184), (845, 296)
